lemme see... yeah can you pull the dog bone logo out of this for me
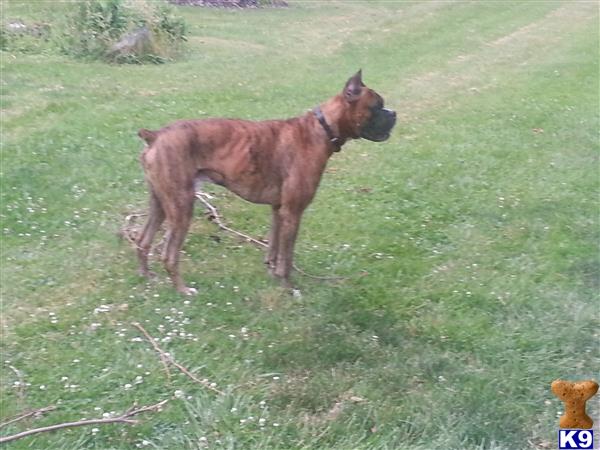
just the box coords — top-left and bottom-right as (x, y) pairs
(551, 379), (598, 429)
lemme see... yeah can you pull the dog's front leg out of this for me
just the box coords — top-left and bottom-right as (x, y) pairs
(273, 205), (303, 288)
(265, 205), (281, 274)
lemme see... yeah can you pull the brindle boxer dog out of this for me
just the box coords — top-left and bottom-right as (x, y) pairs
(136, 70), (396, 295)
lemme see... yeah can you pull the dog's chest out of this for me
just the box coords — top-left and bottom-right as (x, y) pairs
(198, 147), (283, 205)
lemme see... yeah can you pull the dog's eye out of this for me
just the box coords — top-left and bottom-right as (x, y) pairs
(372, 99), (384, 110)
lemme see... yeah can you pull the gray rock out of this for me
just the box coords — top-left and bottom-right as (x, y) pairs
(109, 27), (153, 57)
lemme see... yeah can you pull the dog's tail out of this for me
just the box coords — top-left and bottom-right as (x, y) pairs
(138, 128), (158, 146)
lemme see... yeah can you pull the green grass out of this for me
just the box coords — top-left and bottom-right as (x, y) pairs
(1, 1), (599, 449)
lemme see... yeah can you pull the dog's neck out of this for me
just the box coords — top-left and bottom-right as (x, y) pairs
(313, 106), (342, 152)
(316, 96), (353, 150)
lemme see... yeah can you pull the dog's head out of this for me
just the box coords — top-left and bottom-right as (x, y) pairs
(340, 70), (396, 142)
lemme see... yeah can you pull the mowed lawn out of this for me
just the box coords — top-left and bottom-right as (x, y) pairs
(1, 1), (598, 449)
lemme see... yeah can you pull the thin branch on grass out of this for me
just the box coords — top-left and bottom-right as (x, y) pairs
(124, 212), (147, 224)
(293, 260), (347, 282)
(195, 192), (268, 248)
(0, 400), (168, 444)
(119, 212), (144, 249)
(131, 321), (172, 383)
(195, 192), (347, 281)
(131, 322), (224, 395)
(120, 212), (167, 252)
(0, 406), (56, 429)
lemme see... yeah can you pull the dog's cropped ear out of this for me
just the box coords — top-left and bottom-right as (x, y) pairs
(343, 69), (364, 103)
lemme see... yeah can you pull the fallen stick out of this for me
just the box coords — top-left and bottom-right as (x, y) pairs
(195, 192), (267, 248)
(0, 406), (56, 429)
(131, 321), (172, 383)
(132, 322), (224, 395)
(195, 192), (347, 282)
(0, 400), (167, 444)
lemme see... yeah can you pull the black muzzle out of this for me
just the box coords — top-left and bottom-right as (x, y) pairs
(360, 108), (396, 142)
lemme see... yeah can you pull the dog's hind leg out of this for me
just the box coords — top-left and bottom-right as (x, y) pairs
(137, 189), (165, 278)
(162, 190), (197, 295)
